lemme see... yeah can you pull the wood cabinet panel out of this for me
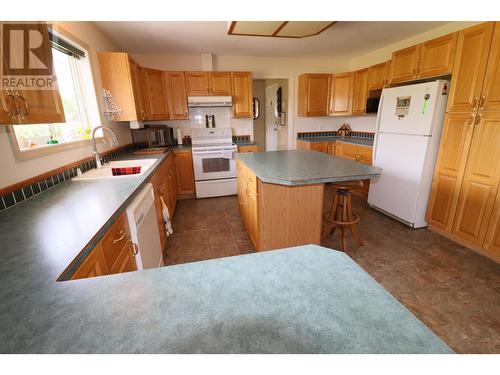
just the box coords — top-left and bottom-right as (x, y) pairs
(352, 69), (369, 115)
(427, 112), (475, 230)
(164, 72), (188, 120)
(210, 72), (232, 95)
(231, 72), (253, 118)
(98, 52), (139, 122)
(480, 23), (500, 112)
(368, 61), (390, 90)
(390, 45), (420, 84)
(175, 150), (195, 198)
(484, 187), (500, 258)
(418, 33), (457, 79)
(452, 112), (500, 245)
(238, 144), (258, 153)
(109, 242), (138, 275)
(185, 72), (210, 95)
(143, 68), (169, 120)
(71, 244), (107, 280)
(309, 142), (328, 153)
(447, 22), (494, 113)
(100, 212), (130, 270)
(330, 73), (353, 116)
(298, 73), (331, 117)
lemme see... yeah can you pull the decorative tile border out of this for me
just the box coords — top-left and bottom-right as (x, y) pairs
(297, 131), (375, 140)
(0, 146), (132, 212)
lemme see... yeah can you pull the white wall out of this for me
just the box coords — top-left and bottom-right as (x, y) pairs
(0, 21), (133, 189)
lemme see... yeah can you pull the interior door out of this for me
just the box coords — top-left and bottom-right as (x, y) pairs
(265, 84), (278, 151)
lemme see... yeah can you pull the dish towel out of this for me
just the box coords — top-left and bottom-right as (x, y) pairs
(160, 196), (173, 236)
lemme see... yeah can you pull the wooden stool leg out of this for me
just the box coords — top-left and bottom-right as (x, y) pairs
(340, 194), (349, 251)
(322, 193), (339, 238)
(346, 194), (364, 246)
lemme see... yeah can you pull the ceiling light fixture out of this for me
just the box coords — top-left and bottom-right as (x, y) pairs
(228, 21), (336, 38)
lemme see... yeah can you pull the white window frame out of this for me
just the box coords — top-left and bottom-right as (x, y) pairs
(8, 26), (105, 161)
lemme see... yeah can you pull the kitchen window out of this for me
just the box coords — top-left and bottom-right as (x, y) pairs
(10, 29), (101, 156)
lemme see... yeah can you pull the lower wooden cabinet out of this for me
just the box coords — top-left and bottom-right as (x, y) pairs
(237, 160), (259, 248)
(71, 244), (108, 280)
(109, 242), (138, 275)
(174, 149), (196, 199)
(238, 144), (258, 153)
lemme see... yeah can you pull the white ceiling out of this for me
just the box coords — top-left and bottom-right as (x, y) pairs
(94, 21), (449, 58)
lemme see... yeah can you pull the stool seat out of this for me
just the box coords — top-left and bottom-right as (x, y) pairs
(322, 181), (364, 252)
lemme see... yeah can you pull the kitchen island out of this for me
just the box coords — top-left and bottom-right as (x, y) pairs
(237, 150), (382, 251)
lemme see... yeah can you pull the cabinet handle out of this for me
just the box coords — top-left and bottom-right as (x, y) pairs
(474, 114), (482, 128)
(472, 96), (478, 110)
(113, 230), (126, 244)
(478, 95), (486, 110)
(129, 240), (139, 255)
(417, 66), (421, 78)
(466, 114), (474, 128)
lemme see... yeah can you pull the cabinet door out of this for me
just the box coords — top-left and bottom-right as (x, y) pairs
(175, 150), (195, 196)
(480, 22), (500, 112)
(298, 74), (331, 117)
(484, 187), (500, 258)
(309, 142), (327, 153)
(327, 142), (336, 155)
(185, 72), (210, 95)
(129, 58), (145, 121)
(143, 68), (169, 120)
(417, 33), (457, 79)
(167, 156), (178, 215)
(109, 242), (138, 275)
(238, 145), (258, 153)
(368, 61), (390, 90)
(336, 143), (358, 161)
(427, 112), (475, 230)
(164, 72), (188, 120)
(237, 161), (249, 230)
(232, 72), (253, 118)
(71, 244), (108, 280)
(0, 23), (65, 125)
(248, 189), (259, 249)
(447, 22), (494, 113)
(330, 73), (352, 116)
(352, 69), (369, 115)
(210, 72), (232, 95)
(451, 112), (500, 245)
(389, 45), (420, 84)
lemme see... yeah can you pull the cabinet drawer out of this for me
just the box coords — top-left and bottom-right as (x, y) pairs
(101, 213), (130, 270)
(309, 142), (327, 153)
(357, 146), (373, 165)
(238, 144), (258, 153)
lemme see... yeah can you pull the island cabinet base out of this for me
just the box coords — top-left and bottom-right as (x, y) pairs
(237, 159), (325, 251)
(257, 181), (325, 251)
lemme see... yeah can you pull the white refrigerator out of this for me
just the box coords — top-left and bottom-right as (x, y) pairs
(367, 80), (449, 228)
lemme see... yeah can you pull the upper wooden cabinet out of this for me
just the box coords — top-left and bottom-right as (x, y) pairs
(210, 72), (232, 95)
(418, 33), (458, 79)
(447, 22), (494, 113)
(142, 68), (169, 121)
(389, 45), (420, 84)
(298, 73), (331, 117)
(185, 71), (232, 96)
(0, 23), (65, 125)
(352, 69), (369, 115)
(185, 72), (210, 95)
(231, 72), (253, 118)
(164, 72), (188, 120)
(367, 61), (390, 90)
(479, 23), (500, 112)
(98, 52), (144, 121)
(330, 73), (353, 116)
(389, 33), (457, 84)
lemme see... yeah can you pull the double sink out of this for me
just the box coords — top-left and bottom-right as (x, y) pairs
(72, 159), (157, 181)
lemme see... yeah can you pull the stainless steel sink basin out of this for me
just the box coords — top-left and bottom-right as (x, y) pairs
(72, 159), (157, 181)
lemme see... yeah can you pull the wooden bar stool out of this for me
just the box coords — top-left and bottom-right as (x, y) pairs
(322, 180), (364, 252)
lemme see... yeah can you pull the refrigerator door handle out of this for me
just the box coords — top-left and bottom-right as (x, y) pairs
(372, 94), (384, 165)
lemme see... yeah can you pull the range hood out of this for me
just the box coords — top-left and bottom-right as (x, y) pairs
(188, 96), (232, 108)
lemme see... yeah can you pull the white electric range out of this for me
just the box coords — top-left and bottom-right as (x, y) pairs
(191, 128), (238, 198)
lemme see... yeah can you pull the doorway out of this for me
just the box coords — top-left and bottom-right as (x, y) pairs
(252, 79), (288, 151)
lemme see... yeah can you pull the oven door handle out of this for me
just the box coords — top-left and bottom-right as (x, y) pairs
(192, 150), (236, 155)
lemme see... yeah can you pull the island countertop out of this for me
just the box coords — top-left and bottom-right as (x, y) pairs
(237, 150), (382, 186)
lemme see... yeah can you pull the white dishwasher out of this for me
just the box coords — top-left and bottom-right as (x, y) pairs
(126, 183), (163, 269)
